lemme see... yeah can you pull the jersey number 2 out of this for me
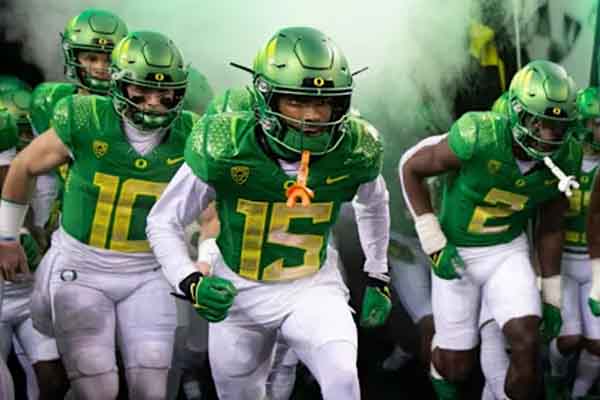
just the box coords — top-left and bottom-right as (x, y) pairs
(467, 188), (528, 234)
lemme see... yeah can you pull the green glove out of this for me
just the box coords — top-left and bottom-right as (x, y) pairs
(589, 297), (600, 317)
(179, 272), (238, 322)
(360, 275), (392, 328)
(429, 242), (464, 280)
(540, 303), (562, 343)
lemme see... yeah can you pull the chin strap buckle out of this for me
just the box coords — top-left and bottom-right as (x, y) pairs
(286, 150), (314, 207)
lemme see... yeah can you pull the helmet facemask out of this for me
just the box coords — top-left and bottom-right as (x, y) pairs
(112, 80), (186, 133)
(61, 9), (128, 95)
(109, 31), (188, 133)
(254, 76), (351, 158)
(510, 98), (573, 160)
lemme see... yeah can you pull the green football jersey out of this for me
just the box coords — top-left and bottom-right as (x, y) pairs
(20, 232), (40, 270)
(185, 112), (383, 281)
(564, 159), (598, 248)
(30, 82), (78, 187)
(52, 94), (198, 253)
(440, 111), (583, 247)
(205, 87), (256, 115)
(0, 110), (17, 153)
(30, 82), (78, 135)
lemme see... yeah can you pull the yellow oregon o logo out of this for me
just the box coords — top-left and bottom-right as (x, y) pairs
(313, 77), (325, 87)
(155, 73), (165, 81)
(283, 180), (295, 190)
(552, 107), (561, 116)
(98, 38), (109, 45)
(134, 158), (148, 169)
(515, 179), (526, 187)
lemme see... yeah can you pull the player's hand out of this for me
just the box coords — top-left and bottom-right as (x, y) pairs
(540, 303), (562, 343)
(179, 272), (237, 322)
(360, 274), (392, 328)
(588, 288), (600, 317)
(0, 240), (30, 282)
(428, 243), (464, 280)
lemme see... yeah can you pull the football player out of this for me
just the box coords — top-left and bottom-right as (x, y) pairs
(0, 88), (69, 399)
(552, 87), (600, 399)
(400, 60), (581, 400)
(147, 26), (392, 400)
(0, 30), (197, 399)
(0, 98), (22, 400)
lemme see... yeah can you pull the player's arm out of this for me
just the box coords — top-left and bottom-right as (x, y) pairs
(399, 134), (461, 217)
(146, 162), (216, 290)
(399, 134), (463, 280)
(0, 128), (70, 280)
(352, 175), (392, 327)
(146, 163), (237, 322)
(586, 176), (600, 315)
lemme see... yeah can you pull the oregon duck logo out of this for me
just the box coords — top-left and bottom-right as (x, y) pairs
(487, 160), (501, 175)
(92, 140), (109, 159)
(134, 158), (149, 169)
(231, 166), (249, 185)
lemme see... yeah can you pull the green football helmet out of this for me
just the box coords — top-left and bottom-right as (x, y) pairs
(182, 67), (214, 115)
(252, 26), (354, 158)
(0, 89), (32, 149)
(62, 8), (128, 94)
(491, 92), (510, 115)
(110, 31), (188, 131)
(0, 76), (30, 94)
(576, 87), (600, 150)
(508, 60), (578, 160)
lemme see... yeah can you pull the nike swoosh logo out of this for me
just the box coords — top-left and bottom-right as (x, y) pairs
(166, 156), (185, 166)
(326, 174), (349, 184)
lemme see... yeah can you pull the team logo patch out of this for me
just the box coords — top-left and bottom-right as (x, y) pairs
(515, 179), (526, 187)
(60, 269), (77, 282)
(552, 107), (562, 116)
(134, 158), (149, 169)
(581, 175), (590, 184)
(313, 77), (325, 87)
(326, 174), (349, 184)
(231, 166), (249, 185)
(283, 179), (295, 191)
(93, 140), (109, 159)
(487, 160), (501, 175)
(154, 73), (165, 81)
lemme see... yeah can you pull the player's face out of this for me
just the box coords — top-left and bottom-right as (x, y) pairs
(76, 51), (111, 80)
(125, 84), (176, 113)
(524, 114), (569, 153)
(586, 117), (600, 144)
(277, 95), (333, 134)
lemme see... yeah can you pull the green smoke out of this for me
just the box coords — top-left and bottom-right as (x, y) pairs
(4, 0), (565, 233)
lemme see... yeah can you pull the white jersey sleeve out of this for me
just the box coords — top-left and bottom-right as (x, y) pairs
(146, 162), (216, 293)
(0, 148), (16, 167)
(352, 174), (390, 276)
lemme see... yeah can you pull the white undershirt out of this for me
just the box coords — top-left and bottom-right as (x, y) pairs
(147, 163), (390, 292)
(122, 121), (167, 156)
(515, 158), (537, 174)
(583, 155), (600, 173)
